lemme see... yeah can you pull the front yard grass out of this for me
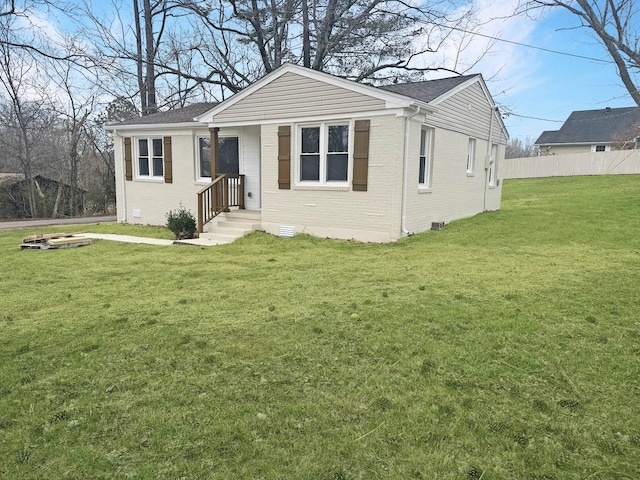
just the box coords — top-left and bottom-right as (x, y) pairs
(1, 175), (639, 479)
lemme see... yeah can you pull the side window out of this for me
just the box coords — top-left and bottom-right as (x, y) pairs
(198, 137), (211, 179)
(488, 144), (498, 186)
(466, 138), (476, 173)
(419, 127), (434, 188)
(137, 138), (163, 177)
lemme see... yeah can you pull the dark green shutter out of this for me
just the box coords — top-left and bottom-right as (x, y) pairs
(124, 137), (133, 181)
(278, 126), (291, 189)
(352, 120), (370, 191)
(163, 136), (173, 183)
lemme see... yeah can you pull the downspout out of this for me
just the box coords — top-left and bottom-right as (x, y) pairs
(401, 105), (421, 236)
(483, 106), (496, 212)
(115, 132), (128, 223)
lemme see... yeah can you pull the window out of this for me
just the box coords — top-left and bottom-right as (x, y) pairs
(488, 144), (498, 186)
(419, 127), (434, 187)
(197, 135), (240, 179)
(299, 123), (349, 184)
(198, 137), (211, 178)
(138, 138), (163, 177)
(466, 138), (476, 173)
(595, 145), (606, 152)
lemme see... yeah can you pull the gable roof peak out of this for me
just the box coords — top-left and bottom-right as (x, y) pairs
(378, 73), (482, 104)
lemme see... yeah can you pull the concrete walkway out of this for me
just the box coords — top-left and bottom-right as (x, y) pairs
(78, 233), (175, 246)
(77, 233), (218, 247)
(1, 216), (224, 247)
(77, 233), (224, 247)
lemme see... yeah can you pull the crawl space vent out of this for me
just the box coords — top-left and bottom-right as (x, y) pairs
(279, 225), (296, 237)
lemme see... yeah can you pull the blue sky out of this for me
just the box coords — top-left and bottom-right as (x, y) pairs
(465, 3), (637, 143)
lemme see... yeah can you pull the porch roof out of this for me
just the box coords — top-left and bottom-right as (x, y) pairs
(107, 102), (218, 128)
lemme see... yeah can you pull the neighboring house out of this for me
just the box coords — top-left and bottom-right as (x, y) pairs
(0, 173), (86, 219)
(106, 63), (508, 243)
(535, 106), (640, 155)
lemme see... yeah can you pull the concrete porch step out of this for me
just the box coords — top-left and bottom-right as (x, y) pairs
(200, 210), (262, 244)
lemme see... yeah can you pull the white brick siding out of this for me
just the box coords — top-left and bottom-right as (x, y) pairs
(404, 121), (503, 234)
(260, 115), (405, 243)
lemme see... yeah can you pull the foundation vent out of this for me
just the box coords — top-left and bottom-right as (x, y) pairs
(279, 225), (296, 237)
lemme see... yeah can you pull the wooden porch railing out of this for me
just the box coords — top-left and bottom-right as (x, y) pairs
(197, 174), (245, 234)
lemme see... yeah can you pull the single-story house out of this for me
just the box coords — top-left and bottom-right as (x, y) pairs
(107, 63), (508, 243)
(535, 106), (640, 155)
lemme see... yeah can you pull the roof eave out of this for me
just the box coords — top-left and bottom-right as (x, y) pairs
(106, 121), (206, 132)
(534, 141), (612, 146)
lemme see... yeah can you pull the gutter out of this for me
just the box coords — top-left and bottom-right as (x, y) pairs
(401, 104), (422, 236)
(483, 106), (497, 212)
(111, 132), (127, 223)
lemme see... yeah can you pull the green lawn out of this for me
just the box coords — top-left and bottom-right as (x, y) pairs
(1, 176), (639, 479)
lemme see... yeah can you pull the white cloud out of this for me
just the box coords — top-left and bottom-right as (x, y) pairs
(412, 0), (542, 106)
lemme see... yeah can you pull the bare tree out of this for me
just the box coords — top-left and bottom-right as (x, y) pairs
(524, 0), (640, 105)
(83, 0), (193, 115)
(505, 137), (539, 158)
(0, 16), (52, 217)
(0, 0), (87, 63)
(48, 57), (97, 216)
(180, 0), (480, 87)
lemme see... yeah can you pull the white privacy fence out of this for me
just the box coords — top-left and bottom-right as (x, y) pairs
(501, 150), (640, 179)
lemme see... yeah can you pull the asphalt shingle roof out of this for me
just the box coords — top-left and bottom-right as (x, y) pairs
(110, 102), (218, 127)
(378, 74), (478, 103)
(535, 106), (640, 145)
(109, 74), (480, 128)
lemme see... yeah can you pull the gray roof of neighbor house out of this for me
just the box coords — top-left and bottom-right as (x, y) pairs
(108, 74), (483, 128)
(378, 74), (479, 103)
(110, 102), (218, 127)
(535, 106), (640, 145)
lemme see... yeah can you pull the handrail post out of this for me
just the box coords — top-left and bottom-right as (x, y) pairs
(223, 175), (230, 212)
(211, 180), (217, 215)
(239, 174), (245, 209)
(197, 192), (204, 234)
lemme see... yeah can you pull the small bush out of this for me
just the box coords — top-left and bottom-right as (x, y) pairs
(166, 206), (197, 239)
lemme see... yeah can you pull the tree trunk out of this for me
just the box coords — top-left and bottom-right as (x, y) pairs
(301, 0), (311, 68)
(133, 0), (146, 115)
(143, 0), (157, 114)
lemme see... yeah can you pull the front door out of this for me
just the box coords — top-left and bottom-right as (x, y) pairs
(218, 136), (239, 175)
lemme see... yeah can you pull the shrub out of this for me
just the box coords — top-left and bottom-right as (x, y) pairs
(166, 206), (197, 239)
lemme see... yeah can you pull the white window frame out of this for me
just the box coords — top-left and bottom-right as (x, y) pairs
(296, 121), (351, 186)
(466, 138), (476, 174)
(196, 136), (212, 181)
(419, 126), (434, 189)
(488, 143), (498, 187)
(136, 137), (163, 179)
(196, 133), (242, 182)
